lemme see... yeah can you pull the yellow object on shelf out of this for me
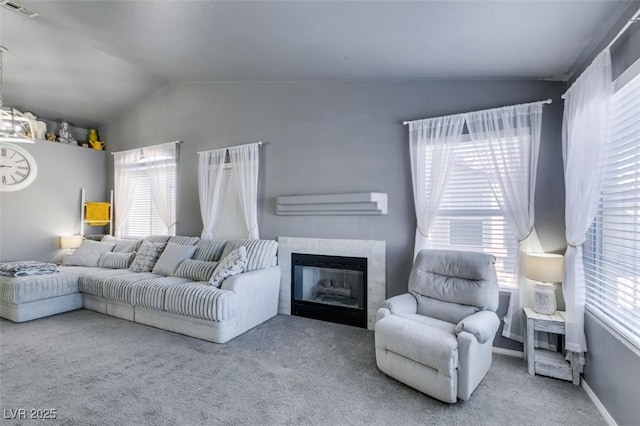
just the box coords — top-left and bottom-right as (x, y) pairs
(88, 129), (99, 142)
(89, 140), (105, 150)
(85, 202), (110, 226)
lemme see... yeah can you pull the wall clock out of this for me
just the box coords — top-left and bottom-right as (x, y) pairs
(0, 142), (38, 192)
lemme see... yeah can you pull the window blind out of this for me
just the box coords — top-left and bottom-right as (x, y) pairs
(584, 70), (640, 348)
(121, 161), (176, 239)
(121, 171), (168, 238)
(425, 138), (519, 288)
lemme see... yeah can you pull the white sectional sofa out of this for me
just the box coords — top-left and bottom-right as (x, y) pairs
(0, 235), (281, 343)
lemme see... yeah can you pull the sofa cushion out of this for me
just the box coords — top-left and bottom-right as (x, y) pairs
(220, 239), (277, 272)
(152, 242), (197, 276)
(130, 277), (192, 310)
(62, 240), (116, 267)
(144, 235), (172, 243)
(164, 283), (234, 321)
(78, 269), (133, 297)
(168, 236), (200, 246)
(209, 246), (247, 288)
(102, 272), (161, 303)
(101, 235), (143, 253)
(0, 266), (103, 304)
(193, 239), (227, 262)
(174, 259), (219, 282)
(84, 234), (105, 241)
(98, 252), (136, 269)
(129, 241), (167, 273)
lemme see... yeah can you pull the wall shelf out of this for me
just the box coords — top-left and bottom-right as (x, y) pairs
(276, 192), (387, 216)
(80, 188), (113, 236)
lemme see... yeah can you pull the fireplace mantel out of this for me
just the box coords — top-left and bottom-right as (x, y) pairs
(277, 237), (386, 330)
(276, 193), (388, 215)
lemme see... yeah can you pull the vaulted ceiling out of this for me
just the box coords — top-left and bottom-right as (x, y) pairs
(0, 0), (635, 128)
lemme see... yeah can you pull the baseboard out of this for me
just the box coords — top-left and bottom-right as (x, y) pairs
(492, 347), (524, 358)
(581, 379), (617, 426)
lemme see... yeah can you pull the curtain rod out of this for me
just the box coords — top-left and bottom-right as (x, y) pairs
(197, 141), (263, 155)
(562, 8), (640, 100)
(606, 8), (640, 51)
(111, 140), (182, 155)
(402, 99), (552, 126)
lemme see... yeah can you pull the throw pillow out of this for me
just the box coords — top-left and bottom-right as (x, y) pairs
(174, 259), (219, 282)
(152, 242), (197, 276)
(209, 246), (247, 288)
(129, 241), (167, 273)
(220, 239), (277, 272)
(98, 252), (136, 269)
(62, 240), (116, 267)
(101, 235), (142, 253)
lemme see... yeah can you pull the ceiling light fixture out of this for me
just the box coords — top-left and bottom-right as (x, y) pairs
(0, 46), (34, 143)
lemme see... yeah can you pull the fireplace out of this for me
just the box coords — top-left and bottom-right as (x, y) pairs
(278, 237), (386, 330)
(291, 253), (367, 328)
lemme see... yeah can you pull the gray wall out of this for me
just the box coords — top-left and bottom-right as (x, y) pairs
(0, 140), (108, 263)
(584, 312), (640, 426)
(101, 79), (566, 351)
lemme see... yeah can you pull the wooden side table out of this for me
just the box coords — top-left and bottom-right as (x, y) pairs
(523, 307), (580, 385)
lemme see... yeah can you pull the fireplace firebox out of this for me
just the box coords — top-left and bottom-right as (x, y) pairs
(291, 253), (367, 328)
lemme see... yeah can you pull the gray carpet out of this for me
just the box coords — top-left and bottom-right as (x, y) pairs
(0, 310), (604, 426)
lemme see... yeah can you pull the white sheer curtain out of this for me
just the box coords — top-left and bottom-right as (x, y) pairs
(198, 148), (227, 239)
(409, 114), (465, 257)
(228, 143), (260, 239)
(562, 50), (612, 360)
(113, 149), (142, 237)
(465, 102), (545, 343)
(143, 142), (178, 235)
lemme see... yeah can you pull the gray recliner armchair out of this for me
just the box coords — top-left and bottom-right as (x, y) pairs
(375, 249), (500, 403)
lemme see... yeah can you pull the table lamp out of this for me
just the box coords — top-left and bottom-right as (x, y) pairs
(59, 235), (83, 252)
(524, 253), (563, 315)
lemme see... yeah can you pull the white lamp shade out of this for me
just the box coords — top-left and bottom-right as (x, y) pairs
(60, 235), (83, 250)
(524, 253), (563, 283)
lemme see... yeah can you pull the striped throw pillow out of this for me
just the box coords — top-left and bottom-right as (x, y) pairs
(98, 252), (135, 269)
(174, 259), (219, 282)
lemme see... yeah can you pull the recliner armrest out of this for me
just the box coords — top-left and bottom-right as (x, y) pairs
(382, 293), (418, 316)
(455, 310), (499, 344)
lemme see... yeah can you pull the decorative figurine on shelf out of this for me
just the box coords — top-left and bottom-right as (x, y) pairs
(87, 129), (98, 142)
(58, 121), (78, 145)
(23, 112), (47, 140)
(46, 132), (57, 142)
(87, 129), (105, 150)
(89, 140), (105, 150)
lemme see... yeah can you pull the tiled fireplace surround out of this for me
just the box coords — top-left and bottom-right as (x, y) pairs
(277, 237), (386, 330)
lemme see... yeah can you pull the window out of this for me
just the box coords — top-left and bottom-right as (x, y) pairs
(425, 136), (520, 288)
(121, 168), (175, 238)
(117, 147), (178, 239)
(584, 70), (640, 348)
